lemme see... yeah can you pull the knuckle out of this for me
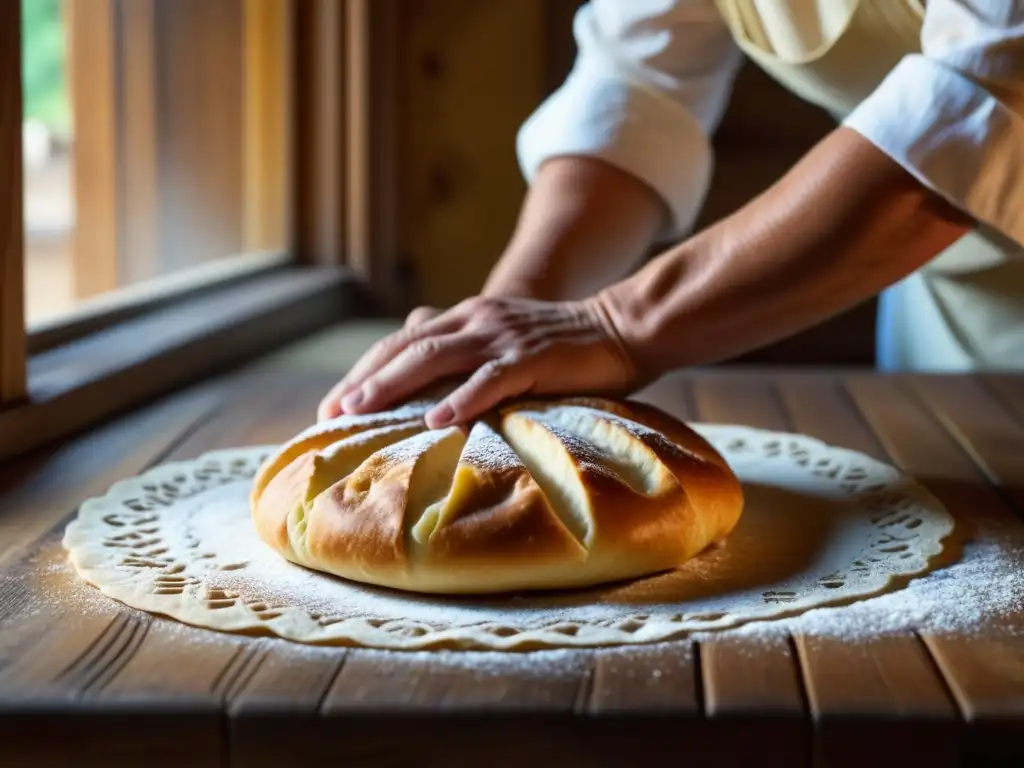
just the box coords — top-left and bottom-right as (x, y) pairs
(406, 305), (436, 324)
(409, 336), (444, 359)
(466, 295), (501, 319)
(475, 359), (507, 382)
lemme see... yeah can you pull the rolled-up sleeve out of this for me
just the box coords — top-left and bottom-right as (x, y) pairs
(843, 0), (1024, 247)
(516, 0), (743, 241)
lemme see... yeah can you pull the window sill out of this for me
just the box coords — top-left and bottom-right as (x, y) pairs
(0, 265), (371, 463)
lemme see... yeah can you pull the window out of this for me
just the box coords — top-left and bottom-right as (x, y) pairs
(22, 0), (290, 326)
(1, 0), (400, 462)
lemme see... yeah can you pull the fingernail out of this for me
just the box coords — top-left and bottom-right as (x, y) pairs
(341, 390), (364, 411)
(428, 403), (455, 427)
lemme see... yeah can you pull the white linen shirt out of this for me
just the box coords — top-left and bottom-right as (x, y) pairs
(516, 0), (1024, 247)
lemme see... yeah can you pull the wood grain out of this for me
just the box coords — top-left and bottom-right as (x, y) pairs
(66, 0), (121, 299)
(0, 384), (221, 570)
(244, 0), (291, 254)
(846, 374), (1024, 763)
(346, 0), (403, 310)
(691, 375), (811, 765)
(703, 373), (966, 765)
(692, 375), (788, 431)
(118, 0), (161, 285)
(983, 374), (1024, 424)
(907, 375), (1024, 514)
(1, 268), (355, 463)
(795, 635), (960, 767)
(635, 371), (697, 422)
(228, 645), (347, 768)
(399, 0), (544, 310)
(777, 376), (966, 765)
(587, 643), (697, 715)
(324, 649), (586, 713)
(1, 346), (1024, 763)
(0, 0), (25, 405)
(292, 0), (346, 267)
(701, 637), (809, 767)
(53, 369), (330, 761)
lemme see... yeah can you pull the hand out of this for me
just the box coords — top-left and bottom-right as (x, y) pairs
(317, 295), (641, 428)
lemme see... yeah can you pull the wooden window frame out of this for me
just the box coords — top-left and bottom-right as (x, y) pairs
(0, 0), (401, 463)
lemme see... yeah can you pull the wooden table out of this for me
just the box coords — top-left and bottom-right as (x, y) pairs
(1, 323), (1022, 767)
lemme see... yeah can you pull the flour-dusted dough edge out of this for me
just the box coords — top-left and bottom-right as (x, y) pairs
(62, 425), (956, 651)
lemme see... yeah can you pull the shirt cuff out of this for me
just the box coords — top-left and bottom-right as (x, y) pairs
(516, 64), (714, 243)
(843, 54), (1024, 248)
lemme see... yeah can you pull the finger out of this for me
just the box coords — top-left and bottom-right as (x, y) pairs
(333, 312), (463, 405)
(404, 305), (440, 328)
(425, 356), (535, 428)
(344, 333), (488, 415)
(317, 389), (343, 421)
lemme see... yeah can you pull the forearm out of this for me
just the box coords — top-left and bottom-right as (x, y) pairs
(601, 127), (975, 375)
(482, 156), (667, 301)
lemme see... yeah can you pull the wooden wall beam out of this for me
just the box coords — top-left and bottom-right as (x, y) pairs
(118, 0), (159, 285)
(244, 0), (291, 254)
(0, 2), (26, 404)
(345, 0), (403, 312)
(67, 0), (121, 299)
(0, 1), (27, 405)
(291, 0), (346, 268)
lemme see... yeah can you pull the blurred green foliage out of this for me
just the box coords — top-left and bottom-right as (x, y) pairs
(22, 0), (70, 132)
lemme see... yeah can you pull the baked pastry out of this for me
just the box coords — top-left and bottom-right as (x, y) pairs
(251, 396), (744, 594)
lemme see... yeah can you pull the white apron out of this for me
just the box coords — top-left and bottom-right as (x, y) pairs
(714, 0), (1024, 371)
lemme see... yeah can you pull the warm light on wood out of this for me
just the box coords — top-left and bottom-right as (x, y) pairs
(244, 0), (291, 253)
(0, 1), (27, 404)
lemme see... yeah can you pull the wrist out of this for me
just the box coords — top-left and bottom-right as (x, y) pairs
(590, 280), (667, 385)
(481, 244), (566, 301)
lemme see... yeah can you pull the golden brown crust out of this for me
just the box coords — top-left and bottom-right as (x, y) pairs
(250, 396), (744, 594)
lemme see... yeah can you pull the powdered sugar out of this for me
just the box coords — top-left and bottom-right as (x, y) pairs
(459, 420), (524, 472)
(59, 426), (987, 650)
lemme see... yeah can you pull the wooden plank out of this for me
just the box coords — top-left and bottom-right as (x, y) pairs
(244, 0), (291, 253)
(691, 375), (814, 764)
(982, 374), (1024, 423)
(311, 650), (591, 765)
(908, 375), (1024, 513)
(398, 0), (545, 310)
(94, 621), (256, 704)
(0, 384), (222, 570)
(292, 0), (345, 266)
(324, 649), (585, 714)
(846, 374), (1024, 763)
(700, 373), (964, 765)
(795, 635), (960, 767)
(587, 643), (697, 715)
(61, 366), (332, 759)
(701, 637), (809, 767)
(776, 374), (886, 460)
(692, 375), (788, 430)
(228, 645), (347, 768)
(67, 0), (121, 299)
(345, 0), (402, 310)
(0, 384), (222, 701)
(116, 0), (161, 285)
(635, 370), (697, 422)
(229, 645), (346, 717)
(0, 0), (26, 405)
(0, 386), (224, 765)
(584, 644), (726, 765)
(1, 268), (355, 463)
(778, 376), (966, 766)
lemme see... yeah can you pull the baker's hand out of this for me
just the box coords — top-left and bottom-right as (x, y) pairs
(317, 295), (640, 428)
